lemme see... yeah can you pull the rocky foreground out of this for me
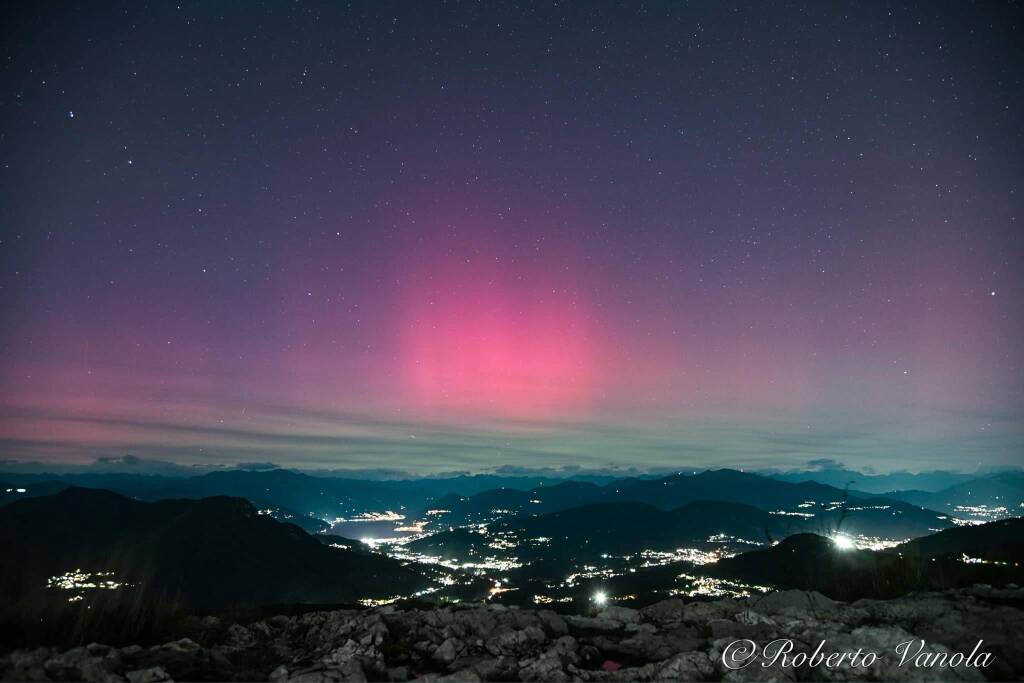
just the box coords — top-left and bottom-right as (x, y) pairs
(3, 586), (1023, 682)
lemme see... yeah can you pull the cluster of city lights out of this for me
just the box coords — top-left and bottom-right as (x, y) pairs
(832, 534), (856, 550)
(47, 569), (129, 603)
(771, 509), (815, 518)
(960, 553), (1015, 567)
(332, 511), (405, 524)
(672, 573), (771, 598)
(323, 495), (978, 609)
(638, 547), (730, 567)
(706, 533), (765, 546)
(953, 504), (1014, 522)
(357, 586), (439, 607)
(830, 532), (907, 551)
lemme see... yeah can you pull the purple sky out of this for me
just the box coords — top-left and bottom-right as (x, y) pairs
(1, 2), (1021, 473)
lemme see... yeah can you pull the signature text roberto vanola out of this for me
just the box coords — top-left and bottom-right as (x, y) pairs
(722, 638), (993, 672)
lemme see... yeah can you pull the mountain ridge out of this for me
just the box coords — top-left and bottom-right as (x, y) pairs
(0, 487), (427, 609)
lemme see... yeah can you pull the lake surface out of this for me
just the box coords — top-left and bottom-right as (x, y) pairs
(328, 519), (419, 542)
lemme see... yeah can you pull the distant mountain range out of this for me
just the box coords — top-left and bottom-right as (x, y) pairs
(424, 469), (953, 539)
(403, 493), (959, 595)
(500, 500), (788, 549)
(0, 487), (427, 609)
(769, 466), (987, 493)
(1, 483), (1019, 621)
(2, 468), (959, 545)
(406, 499), (793, 565)
(0, 469), (623, 520)
(877, 472), (1024, 517)
(3, 466), (1020, 531)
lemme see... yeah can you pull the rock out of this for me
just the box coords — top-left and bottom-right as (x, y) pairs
(815, 626), (985, 682)
(4, 588), (1020, 682)
(640, 599), (687, 625)
(125, 666), (171, 683)
(433, 637), (464, 664)
(225, 624), (254, 648)
(357, 614), (389, 647)
(0, 647), (53, 681)
(420, 670), (481, 683)
(437, 670), (482, 682)
(548, 635), (578, 656)
(748, 590), (839, 615)
(565, 615), (622, 633)
(153, 639), (200, 656)
(708, 618), (777, 641)
(682, 599), (743, 625)
(721, 662), (796, 682)
(289, 661), (368, 682)
(469, 656), (518, 680)
(536, 610), (569, 636)
(80, 658), (125, 683)
(605, 625), (703, 662)
(484, 626), (546, 656)
(735, 610), (775, 626)
(45, 646), (124, 682)
(519, 654), (568, 682)
(517, 634), (579, 682)
(384, 665), (408, 681)
(657, 651), (715, 681)
(598, 606), (640, 624)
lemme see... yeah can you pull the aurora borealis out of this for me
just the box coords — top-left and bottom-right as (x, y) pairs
(1, 2), (1021, 473)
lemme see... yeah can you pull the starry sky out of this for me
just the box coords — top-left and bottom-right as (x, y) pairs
(1, 2), (1022, 474)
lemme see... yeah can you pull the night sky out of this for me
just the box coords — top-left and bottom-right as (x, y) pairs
(1, 2), (1022, 473)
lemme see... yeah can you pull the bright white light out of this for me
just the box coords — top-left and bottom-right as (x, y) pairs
(832, 534), (855, 550)
(593, 591), (608, 606)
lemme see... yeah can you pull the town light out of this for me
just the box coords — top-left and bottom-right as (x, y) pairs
(832, 534), (855, 550)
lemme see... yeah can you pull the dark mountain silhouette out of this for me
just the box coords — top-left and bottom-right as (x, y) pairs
(0, 480), (69, 505)
(0, 469), (625, 522)
(802, 500), (954, 538)
(405, 528), (484, 561)
(256, 505), (331, 534)
(499, 500), (788, 551)
(770, 466), (985, 494)
(421, 480), (605, 527)
(880, 472), (1024, 517)
(407, 500), (792, 567)
(426, 469), (951, 539)
(708, 526), (1024, 601)
(894, 517), (1024, 563)
(611, 469), (855, 510)
(708, 534), (881, 589)
(0, 488), (427, 609)
(0, 468), (957, 542)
